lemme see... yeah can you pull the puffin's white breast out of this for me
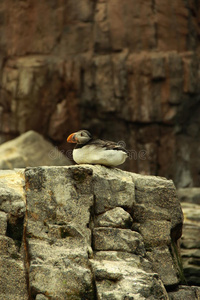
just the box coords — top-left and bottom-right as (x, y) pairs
(73, 145), (127, 167)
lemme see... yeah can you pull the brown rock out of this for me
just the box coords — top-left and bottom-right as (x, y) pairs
(0, 0), (200, 192)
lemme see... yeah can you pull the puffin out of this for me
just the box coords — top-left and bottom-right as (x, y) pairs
(67, 130), (128, 167)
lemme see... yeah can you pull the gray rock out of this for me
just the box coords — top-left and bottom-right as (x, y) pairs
(181, 248), (200, 286)
(0, 211), (7, 235)
(95, 207), (133, 228)
(181, 223), (200, 249)
(90, 259), (123, 281)
(0, 165), (186, 299)
(0, 130), (71, 169)
(93, 250), (154, 273)
(0, 169), (26, 218)
(0, 169), (28, 299)
(168, 285), (200, 300)
(178, 188), (200, 204)
(0, 235), (18, 257)
(130, 173), (183, 287)
(0, 258), (28, 300)
(92, 165), (135, 214)
(35, 294), (48, 300)
(180, 202), (200, 285)
(146, 246), (179, 287)
(181, 202), (200, 223)
(132, 220), (171, 248)
(90, 259), (168, 300)
(93, 227), (145, 256)
(25, 166), (95, 299)
(29, 245), (94, 299)
(131, 173), (183, 234)
(25, 166), (94, 240)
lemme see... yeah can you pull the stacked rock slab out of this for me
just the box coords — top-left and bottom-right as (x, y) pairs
(178, 188), (200, 286)
(1, 165), (200, 299)
(0, 169), (28, 300)
(24, 165), (179, 299)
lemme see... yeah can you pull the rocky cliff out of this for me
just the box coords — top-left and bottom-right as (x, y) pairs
(178, 188), (200, 287)
(0, 165), (200, 299)
(0, 1), (200, 187)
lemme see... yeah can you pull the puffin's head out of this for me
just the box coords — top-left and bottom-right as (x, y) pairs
(67, 130), (92, 144)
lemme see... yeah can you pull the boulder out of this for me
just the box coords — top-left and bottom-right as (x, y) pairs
(0, 130), (71, 169)
(94, 207), (133, 228)
(1, 165), (197, 299)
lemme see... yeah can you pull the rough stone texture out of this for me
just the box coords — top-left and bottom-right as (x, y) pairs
(24, 165), (174, 299)
(0, 130), (71, 169)
(0, 210), (7, 234)
(90, 258), (169, 300)
(178, 188), (200, 204)
(0, 165), (199, 299)
(0, 1), (200, 188)
(168, 285), (200, 300)
(93, 167), (135, 215)
(93, 227), (145, 256)
(146, 246), (179, 287)
(25, 166), (94, 299)
(94, 207), (133, 228)
(131, 174), (183, 243)
(180, 201), (200, 286)
(0, 169), (28, 300)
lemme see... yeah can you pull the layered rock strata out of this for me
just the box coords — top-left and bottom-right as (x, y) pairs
(178, 188), (200, 287)
(0, 1), (200, 187)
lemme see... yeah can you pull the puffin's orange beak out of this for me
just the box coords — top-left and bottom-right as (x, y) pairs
(67, 133), (78, 143)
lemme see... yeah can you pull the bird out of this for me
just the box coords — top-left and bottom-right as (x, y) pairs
(67, 129), (128, 167)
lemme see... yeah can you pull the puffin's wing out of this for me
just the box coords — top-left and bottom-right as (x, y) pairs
(89, 139), (128, 153)
(73, 138), (128, 166)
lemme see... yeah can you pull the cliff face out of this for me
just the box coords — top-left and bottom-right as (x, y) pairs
(1, 165), (199, 299)
(0, 1), (200, 187)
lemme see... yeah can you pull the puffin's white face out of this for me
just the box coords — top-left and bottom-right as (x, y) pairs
(67, 130), (92, 144)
